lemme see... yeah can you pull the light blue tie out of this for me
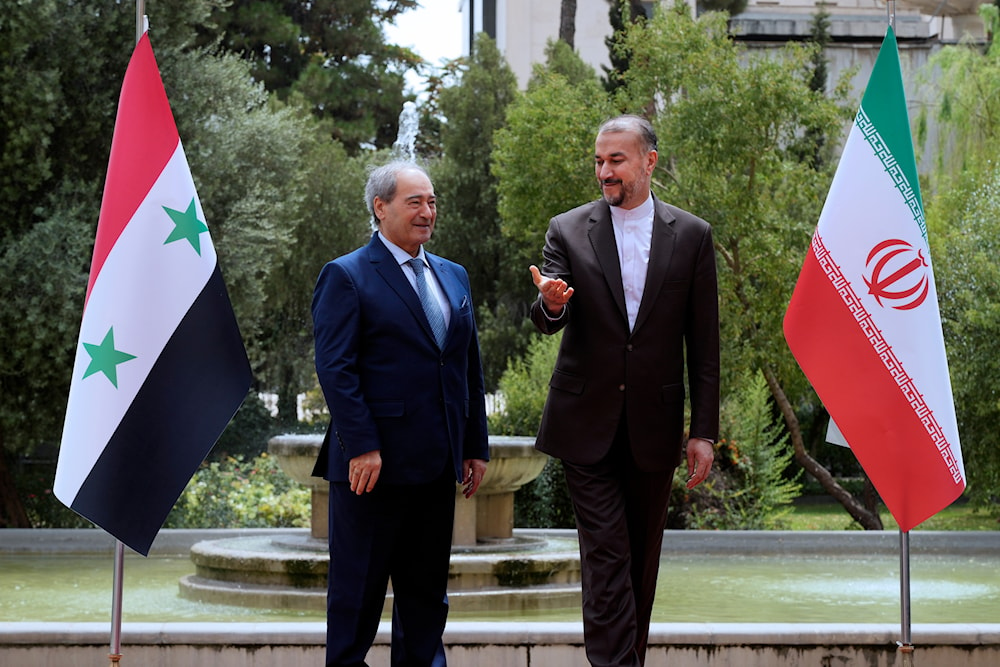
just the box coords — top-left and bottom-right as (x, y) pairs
(408, 258), (447, 348)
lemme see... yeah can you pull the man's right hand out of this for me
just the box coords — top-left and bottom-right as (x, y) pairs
(530, 265), (574, 316)
(348, 450), (382, 495)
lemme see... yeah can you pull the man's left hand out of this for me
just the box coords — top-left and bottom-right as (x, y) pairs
(685, 438), (714, 489)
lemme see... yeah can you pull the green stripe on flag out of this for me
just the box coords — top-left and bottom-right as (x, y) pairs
(857, 26), (925, 239)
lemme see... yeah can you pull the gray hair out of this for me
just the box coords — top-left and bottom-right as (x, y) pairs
(597, 115), (658, 154)
(365, 160), (431, 231)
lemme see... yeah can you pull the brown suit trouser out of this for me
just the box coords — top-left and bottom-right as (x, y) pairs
(562, 417), (675, 667)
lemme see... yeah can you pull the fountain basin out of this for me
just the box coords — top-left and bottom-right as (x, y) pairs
(267, 433), (549, 545)
(179, 435), (576, 612)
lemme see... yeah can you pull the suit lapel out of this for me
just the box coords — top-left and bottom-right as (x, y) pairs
(633, 199), (677, 333)
(367, 236), (437, 345)
(588, 204), (629, 326)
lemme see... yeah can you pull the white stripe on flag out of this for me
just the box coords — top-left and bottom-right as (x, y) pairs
(55, 143), (215, 502)
(817, 120), (962, 472)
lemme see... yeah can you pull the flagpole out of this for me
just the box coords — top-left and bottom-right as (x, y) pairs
(885, 7), (909, 664)
(108, 540), (125, 666)
(897, 529), (915, 666)
(108, 3), (142, 661)
(135, 0), (145, 44)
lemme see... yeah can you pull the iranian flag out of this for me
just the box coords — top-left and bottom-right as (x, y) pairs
(54, 32), (252, 555)
(783, 27), (965, 532)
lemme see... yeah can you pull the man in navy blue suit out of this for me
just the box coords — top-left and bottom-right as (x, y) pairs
(312, 161), (490, 667)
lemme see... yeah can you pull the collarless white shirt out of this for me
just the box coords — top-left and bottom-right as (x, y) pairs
(378, 232), (451, 329)
(610, 194), (654, 332)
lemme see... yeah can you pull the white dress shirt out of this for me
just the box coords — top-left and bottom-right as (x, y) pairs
(610, 193), (654, 331)
(378, 232), (451, 330)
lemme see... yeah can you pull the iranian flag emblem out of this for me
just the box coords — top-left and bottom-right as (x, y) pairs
(783, 27), (965, 532)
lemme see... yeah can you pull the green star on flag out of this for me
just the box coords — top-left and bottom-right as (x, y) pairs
(163, 198), (208, 255)
(82, 327), (137, 388)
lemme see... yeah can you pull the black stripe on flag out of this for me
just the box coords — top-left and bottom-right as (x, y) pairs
(70, 265), (252, 555)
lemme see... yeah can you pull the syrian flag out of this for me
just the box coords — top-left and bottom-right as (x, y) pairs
(54, 32), (252, 555)
(783, 27), (965, 532)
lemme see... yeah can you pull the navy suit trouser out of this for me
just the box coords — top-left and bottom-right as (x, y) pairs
(325, 472), (454, 667)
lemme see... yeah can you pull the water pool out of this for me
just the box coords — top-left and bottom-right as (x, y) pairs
(2, 551), (997, 624)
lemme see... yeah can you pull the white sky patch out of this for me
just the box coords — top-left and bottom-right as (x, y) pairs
(384, 2), (463, 94)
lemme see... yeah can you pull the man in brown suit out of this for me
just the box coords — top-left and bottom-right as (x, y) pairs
(529, 115), (720, 667)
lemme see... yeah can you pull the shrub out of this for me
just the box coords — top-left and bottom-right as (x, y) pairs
(669, 369), (802, 529)
(489, 333), (576, 528)
(164, 452), (310, 529)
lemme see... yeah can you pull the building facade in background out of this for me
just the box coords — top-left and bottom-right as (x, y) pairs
(459, 0), (988, 169)
(460, 0), (987, 87)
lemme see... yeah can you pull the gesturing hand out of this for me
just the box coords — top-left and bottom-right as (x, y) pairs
(530, 265), (574, 316)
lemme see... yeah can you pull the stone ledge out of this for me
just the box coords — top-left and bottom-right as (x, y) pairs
(3, 621), (1000, 645)
(3, 528), (998, 556)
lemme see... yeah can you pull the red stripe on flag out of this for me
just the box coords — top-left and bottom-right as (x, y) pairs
(87, 33), (179, 306)
(784, 247), (964, 531)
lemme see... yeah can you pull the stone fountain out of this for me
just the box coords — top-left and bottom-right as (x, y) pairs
(179, 434), (582, 612)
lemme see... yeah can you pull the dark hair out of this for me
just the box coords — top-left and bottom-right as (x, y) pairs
(597, 115), (658, 153)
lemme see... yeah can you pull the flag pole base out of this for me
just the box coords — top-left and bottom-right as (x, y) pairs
(896, 641), (914, 666)
(109, 653), (122, 666)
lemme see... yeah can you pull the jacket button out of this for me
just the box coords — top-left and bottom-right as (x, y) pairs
(618, 384), (625, 391)
(626, 344), (634, 352)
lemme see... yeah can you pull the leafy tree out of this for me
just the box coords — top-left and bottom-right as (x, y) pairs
(256, 134), (372, 428)
(926, 165), (1000, 508)
(717, 370), (801, 528)
(0, 0), (222, 240)
(427, 34), (520, 389)
(0, 0), (226, 526)
(490, 41), (614, 388)
(0, 1), (319, 522)
(489, 332), (575, 529)
(698, 0), (749, 17)
(163, 49), (309, 344)
(615, 4), (881, 526)
(205, 0), (421, 152)
(0, 187), (96, 527)
(488, 333), (561, 437)
(671, 369), (801, 530)
(603, 0), (647, 94)
(494, 40), (613, 273)
(798, 9), (833, 170)
(916, 5), (1000, 509)
(916, 4), (1000, 179)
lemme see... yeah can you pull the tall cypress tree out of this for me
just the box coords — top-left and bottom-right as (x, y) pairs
(603, 0), (646, 94)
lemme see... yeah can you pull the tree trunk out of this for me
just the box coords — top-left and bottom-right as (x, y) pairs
(0, 443), (31, 528)
(559, 0), (577, 48)
(762, 366), (884, 530)
(862, 474), (884, 528)
(276, 362), (299, 429)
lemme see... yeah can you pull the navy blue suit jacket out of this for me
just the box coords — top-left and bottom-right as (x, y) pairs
(312, 233), (489, 485)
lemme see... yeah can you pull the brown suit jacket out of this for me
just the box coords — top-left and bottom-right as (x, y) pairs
(530, 195), (720, 472)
